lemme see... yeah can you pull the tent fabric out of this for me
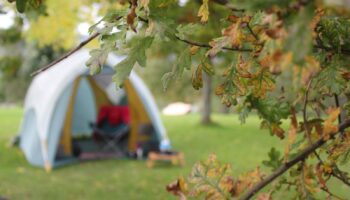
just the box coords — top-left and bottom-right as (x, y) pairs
(86, 76), (113, 110)
(18, 50), (171, 170)
(124, 79), (152, 150)
(71, 77), (97, 136)
(60, 77), (81, 156)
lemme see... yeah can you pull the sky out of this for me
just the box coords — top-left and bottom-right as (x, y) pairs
(0, 10), (15, 29)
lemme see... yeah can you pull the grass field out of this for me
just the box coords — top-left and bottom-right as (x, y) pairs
(0, 107), (349, 199)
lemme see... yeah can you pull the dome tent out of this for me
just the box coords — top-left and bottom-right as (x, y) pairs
(19, 50), (171, 171)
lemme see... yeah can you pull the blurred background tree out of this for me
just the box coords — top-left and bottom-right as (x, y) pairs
(0, 0), (233, 122)
(0, 8), (63, 103)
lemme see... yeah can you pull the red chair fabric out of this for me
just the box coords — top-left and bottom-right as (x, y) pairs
(97, 105), (130, 126)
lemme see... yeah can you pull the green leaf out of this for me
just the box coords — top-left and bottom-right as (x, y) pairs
(161, 72), (175, 91)
(133, 36), (154, 67)
(202, 61), (214, 76)
(177, 47), (191, 72)
(317, 17), (350, 50)
(112, 36), (154, 87)
(249, 11), (264, 27)
(161, 47), (192, 89)
(149, 13), (177, 40)
(101, 31), (127, 43)
(262, 147), (282, 170)
(250, 96), (290, 124)
(237, 102), (250, 124)
(315, 63), (346, 95)
(88, 10), (128, 34)
(176, 23), (202, 40)
(112, 58), (135, 87)
(16, 0), (27, 13)
(86, 47), (111, 75)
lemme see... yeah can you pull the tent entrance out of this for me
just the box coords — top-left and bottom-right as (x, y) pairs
(55, 76), (130, 163)
(54, 73), (160, 166)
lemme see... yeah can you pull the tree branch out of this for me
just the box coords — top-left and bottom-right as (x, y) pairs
(174, 35), (252, 52)
(246, 23), (259, 41)
(314, 44), (350, 56)
(30, 32), (100, 76)
(320, 187), (345, 200)
(30, 13), (350, 77)
(334, 94), (342, 124)
(31, 16), (253, 76)
(239, 119), (350, 200)
(331, 165), (350, 187)
(208, 0), (245, 12)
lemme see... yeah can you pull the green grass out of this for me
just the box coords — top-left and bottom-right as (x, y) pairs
(0, 107), (349, 199)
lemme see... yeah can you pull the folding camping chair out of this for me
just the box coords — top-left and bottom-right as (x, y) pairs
(90, 105), (130, 153)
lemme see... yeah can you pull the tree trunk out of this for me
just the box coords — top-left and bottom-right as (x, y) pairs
(201, 72), (212, 124)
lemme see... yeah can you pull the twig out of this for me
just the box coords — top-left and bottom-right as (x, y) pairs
(334, 94), (342, 124)
(331, 166), (350, 187)
(314, 153), (347, 199)
(141, 14), (251, 52)
(31, 16), (253, 76)
(320, 187), (345, 200)
(247, 23), (259, 41)
(30, 13), (350, 76)
(210, 0), (245, 12)
(31, 32), (100, 76)
(314, 44), (350, 56)
(174, 35), (252, 52)
(314, 140), (350, 188)
(239, 119), (350, 200)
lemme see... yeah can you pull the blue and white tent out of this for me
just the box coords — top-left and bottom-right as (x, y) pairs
(19, 50), (171, 171)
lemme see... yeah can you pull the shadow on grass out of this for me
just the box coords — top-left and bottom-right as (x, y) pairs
(146, 161), (184, 169)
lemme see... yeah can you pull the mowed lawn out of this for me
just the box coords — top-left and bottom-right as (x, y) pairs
(0, 107), (349, 199)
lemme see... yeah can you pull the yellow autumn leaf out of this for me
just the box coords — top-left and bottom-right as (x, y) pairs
(215, 84), (225, 96)
(190, 45), (200, 55)
(178, 176), (188, 194)
(219, 176), (234, 194)
(271, 123), (285, 139)
(192, 64), (203, 90)
(202, 62), (215, 75)
(223, 22), (242, 48)
(139, 0), (150, 13)
(322, 162), (333, 174)
(257, 193), (272, 200)
(198, 0), (209, 23)
(301, 56), (321, 84)
(235, 167), (265, 195)
(166, 176), (188, 197)
(284, 108), (298, 162)
(323, 108), (340, 140)
(249, 69), (275, 99)
(315, 164), (326, 189)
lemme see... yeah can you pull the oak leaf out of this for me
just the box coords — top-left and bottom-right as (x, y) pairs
(127, 0), (137, 32)
(192, 63), (203, 90)
(166, 176), (188, 200)
(323, 108), (340, 140)
(271, 123), (285, 139)
(198, 0), (209, 23)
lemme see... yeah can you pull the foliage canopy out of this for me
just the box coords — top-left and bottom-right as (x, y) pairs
(7, 0), (350, 199)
